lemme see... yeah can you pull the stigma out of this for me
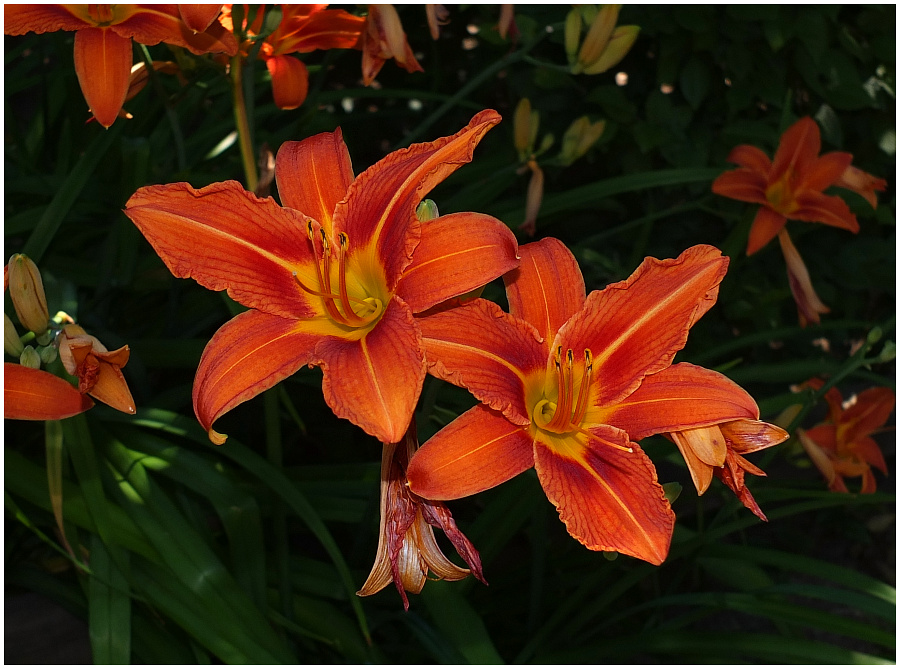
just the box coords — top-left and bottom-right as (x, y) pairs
(293, 220), (383, 328)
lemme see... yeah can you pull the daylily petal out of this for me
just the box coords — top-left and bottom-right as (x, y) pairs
(533, 424), (674, 564)
(859, 468), (877, 494)
(407, 404), (535, 500)
(801, 151), (853, 191)
(504, 237), (585, 347)
(178, 4), (222, 33)
(193, 309), (321, 445)
(275, 129), (355, 231)
(596, 363), (758, 440)
(804, 424), (838, 452)
(835, 165), (887, 210)
(334, 110), (501, 289)
(559, 245), (728, 407)
(265, 55), (309, 110)
(125, 180), (319, 319)
(417, 298), (544, 425)
(73, 28), (132, 128)
(111, 6), (237, 55)
(671, 430), (715, 494)
(777, 229), (829, 327)
(840, 387), (895, 445)
(852, 436), (888, 476)
(726, 144), (772, 173)
(791, 191), (859, 233)
(746, 206), (787, 255)
(4, 363), (94, 420)
(4, 4), (90, 33)
(798, 428), (837, 486)
(715, 451), (767, 520)
(711, 168), (769, 205)
(317, 297), (425, 443)
(396, 212), (518, 313)
(721, 419), (789, 455)
(769, 117), (821, 184)
(277, 8), (366, 53)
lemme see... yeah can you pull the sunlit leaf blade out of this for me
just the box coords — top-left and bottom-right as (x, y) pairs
(88, 535), (132, 664)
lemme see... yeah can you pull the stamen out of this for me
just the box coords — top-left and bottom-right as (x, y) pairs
(336, 232), (367, 326)
(571, 348), (593, 426)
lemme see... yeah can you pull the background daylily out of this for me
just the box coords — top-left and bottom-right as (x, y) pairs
(407, 238), (767, 565)
(223, 4), (366, 110)
(711, 116), (888, 326)
(358, 4), (423, 86)
(798, 382), (894, 494)
(125, 110), (518, 446)
(4, 4), (237, 127)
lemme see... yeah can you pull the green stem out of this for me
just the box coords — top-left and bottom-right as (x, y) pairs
(138, 44), (185, 172)
(231, 55), (258, 192)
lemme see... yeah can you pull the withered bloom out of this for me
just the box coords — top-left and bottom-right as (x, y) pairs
(358, 418), (486, 610)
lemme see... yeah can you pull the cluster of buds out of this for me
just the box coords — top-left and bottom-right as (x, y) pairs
(565, 5), (640, 76)
(4, 254), (135, 421)
(513, 99), (607, 235)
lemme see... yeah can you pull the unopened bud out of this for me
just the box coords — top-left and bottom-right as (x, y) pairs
(20, 345), (41, 369)
(576, 4), (620, 71)
(416, 199), (440, 222)
(582, 24), (640, 75)
(662, 481), (683, 504)
(39, 345), (58, 365)
(513, 98), (538, 160)
(4, 314), (24, 357)
(564, 9), (583, 65)
(602, 551), (618, 561)
(559, 116), (606, 165)
(8, 254), (50, 334)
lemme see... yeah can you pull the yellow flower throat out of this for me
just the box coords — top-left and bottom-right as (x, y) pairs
(293, 221), (384, 328)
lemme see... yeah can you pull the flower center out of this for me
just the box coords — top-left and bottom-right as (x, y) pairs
(532, 346), (594, 434)
(293, 221), (384, 329)
(765, 171), (798, 214)
(87, 4), (116, 26)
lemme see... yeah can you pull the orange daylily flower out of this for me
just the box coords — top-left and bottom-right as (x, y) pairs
(712, 117), (887, 326)
(4, 4), (237, 127)
(5, 363), (95, 421)
(670, 418), (788, 521)
(223, 5), (366, 110)
(358, 418), (485, 610)
(798, 381), (894, 494)
(358, 4), (423, 86)
(712, 117), (860, 255)
(57, 325), (136, 415)
(125, 110), (518, 445)
(425, 4), (450, 41)
(407, 239), (761, 565)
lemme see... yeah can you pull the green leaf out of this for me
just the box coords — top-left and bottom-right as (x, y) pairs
(680, 57), (711, 109)
(22, 124), (122, 263)
(423, 580), (504, 664)
(88, 534), (132, 664)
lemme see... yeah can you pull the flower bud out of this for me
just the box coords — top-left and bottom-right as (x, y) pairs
(582, 24), (640, 75)
(513, 98), (538, 161)
(20, 345), (41, 369)
(564, 9), (583, 65)
(416, 199), (440, 222)
(5, 314), (24, 357)
(8, 254), (50, 335)
(559, 117), (607, 166)
(576, 4), (621, 72)
(520, 159), (544, 237)
(39, 345), (58, 366)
